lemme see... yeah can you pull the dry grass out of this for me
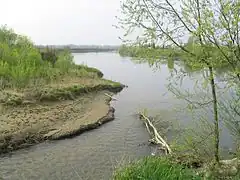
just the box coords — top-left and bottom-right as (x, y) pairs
(0, 77), (123, 105)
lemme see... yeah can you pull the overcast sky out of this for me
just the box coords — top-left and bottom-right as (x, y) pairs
(0, 0), (123, 45)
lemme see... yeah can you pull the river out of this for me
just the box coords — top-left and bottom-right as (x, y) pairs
(0, 52), (235, 180)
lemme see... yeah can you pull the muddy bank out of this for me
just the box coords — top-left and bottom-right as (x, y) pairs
(0, 78), (124, 106)
(0, 84), (124, 154)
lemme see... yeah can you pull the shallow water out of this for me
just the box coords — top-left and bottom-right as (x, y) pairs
(0, 52), (234, 180)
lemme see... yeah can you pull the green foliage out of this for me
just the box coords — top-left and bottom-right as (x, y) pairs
(119, 45), (181, 59)
(75, 64), (104, 78)
(0, 25), (102, 89)
(55, 49), (74, 72)
(0, 26), (45, 88)
(119, 0), (240, 76)
(119, 43), (234, 72)
(118, 0), (240, 177)
(171, 120), (215, 164)
(114, 156), (201, 180)
(40, 48), (58, 67)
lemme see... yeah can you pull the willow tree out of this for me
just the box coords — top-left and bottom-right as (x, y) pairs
(119, 0), (240, 163)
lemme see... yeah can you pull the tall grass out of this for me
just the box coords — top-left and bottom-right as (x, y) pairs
(0, 25), (102, 89)
(114, 156), (201, 180)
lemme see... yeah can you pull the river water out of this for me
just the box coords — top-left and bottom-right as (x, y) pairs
(0, 52), (235, 180)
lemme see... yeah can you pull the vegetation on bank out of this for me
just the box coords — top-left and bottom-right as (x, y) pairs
(0, 25), (106, 89)
(0, 25), (123, 154)
(0, 25), (122, 99)
(114, 157), (201, 180)
(114, 156), (240, 180)
(118, 45), (182, 60)
(117, 0), (240, 179)
(0, 80), (122, 105)
(118, 43), (239, 71)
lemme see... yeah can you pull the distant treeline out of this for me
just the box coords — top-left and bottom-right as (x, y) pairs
(36, 45), (120, 53)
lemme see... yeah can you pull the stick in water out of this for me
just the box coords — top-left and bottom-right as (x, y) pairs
(104, 93), (117, 101)
(140, 112), (172, 155)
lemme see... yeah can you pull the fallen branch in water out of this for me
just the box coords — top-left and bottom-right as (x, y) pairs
(104, 93), (117, 101)
(139, 112), (172, 155)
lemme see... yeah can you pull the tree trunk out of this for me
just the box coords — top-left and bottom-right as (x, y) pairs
(209, 66), (220, 163)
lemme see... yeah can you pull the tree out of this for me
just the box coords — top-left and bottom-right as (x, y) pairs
(119, 0), (240, 163)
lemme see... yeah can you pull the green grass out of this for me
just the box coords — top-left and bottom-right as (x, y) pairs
(0, 25), (124, 105)
(33, 81), (123, 102)
(114, 156), (201, 180)
(75, 64), (104, 77)
(0, 25), (104, 89)
(0, 78), (123, 105)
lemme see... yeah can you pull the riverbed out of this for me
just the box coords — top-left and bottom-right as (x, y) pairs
(0, 52), (234, 180)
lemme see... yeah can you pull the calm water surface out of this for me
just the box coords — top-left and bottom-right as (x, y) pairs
(0, 52), (234, 180)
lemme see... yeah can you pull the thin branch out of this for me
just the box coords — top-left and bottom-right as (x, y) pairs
(148, 0), (174, 12)
(164, 0), (194, 33)
(142, 0), (195, 56)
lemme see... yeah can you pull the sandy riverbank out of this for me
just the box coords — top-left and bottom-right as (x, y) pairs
(0, 78), (124, 154)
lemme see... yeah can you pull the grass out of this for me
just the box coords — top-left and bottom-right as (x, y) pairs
(114, 156), (240, 180)
(0, 26), (125, 154)
(114, 156), (202, 180)
(76, 64), (104, 77)
(0, 25), (105, 89)
(0, 80), (123, 105)
(0, 25), (124, 105)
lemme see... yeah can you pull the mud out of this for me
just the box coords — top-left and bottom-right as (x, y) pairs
(0, 90), (120, 154)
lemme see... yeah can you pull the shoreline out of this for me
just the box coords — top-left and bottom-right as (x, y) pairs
(0, 82), (125, 155)
(49, 106), (116, 140)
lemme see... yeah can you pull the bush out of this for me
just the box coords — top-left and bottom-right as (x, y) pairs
(55, 49), (74, 72)
(0, 25), (102, 89)
(0, 25), (53, 88)
(114, 157), (201, 180)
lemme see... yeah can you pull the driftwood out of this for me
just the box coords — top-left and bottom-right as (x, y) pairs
(139, 112), (172, 155)
(104, 93), (117, 101)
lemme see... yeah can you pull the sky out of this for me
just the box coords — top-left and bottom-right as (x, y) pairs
(0, 0), (123, 45)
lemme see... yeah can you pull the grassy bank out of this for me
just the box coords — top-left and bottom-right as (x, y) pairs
(114, 157), (201, 180)
(114, 156), (240, 180)
(0, 25), (107, 89)
(0, 78), (122, 105)
(0, 26), (124, 154)
(113, 110), (240, 179)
